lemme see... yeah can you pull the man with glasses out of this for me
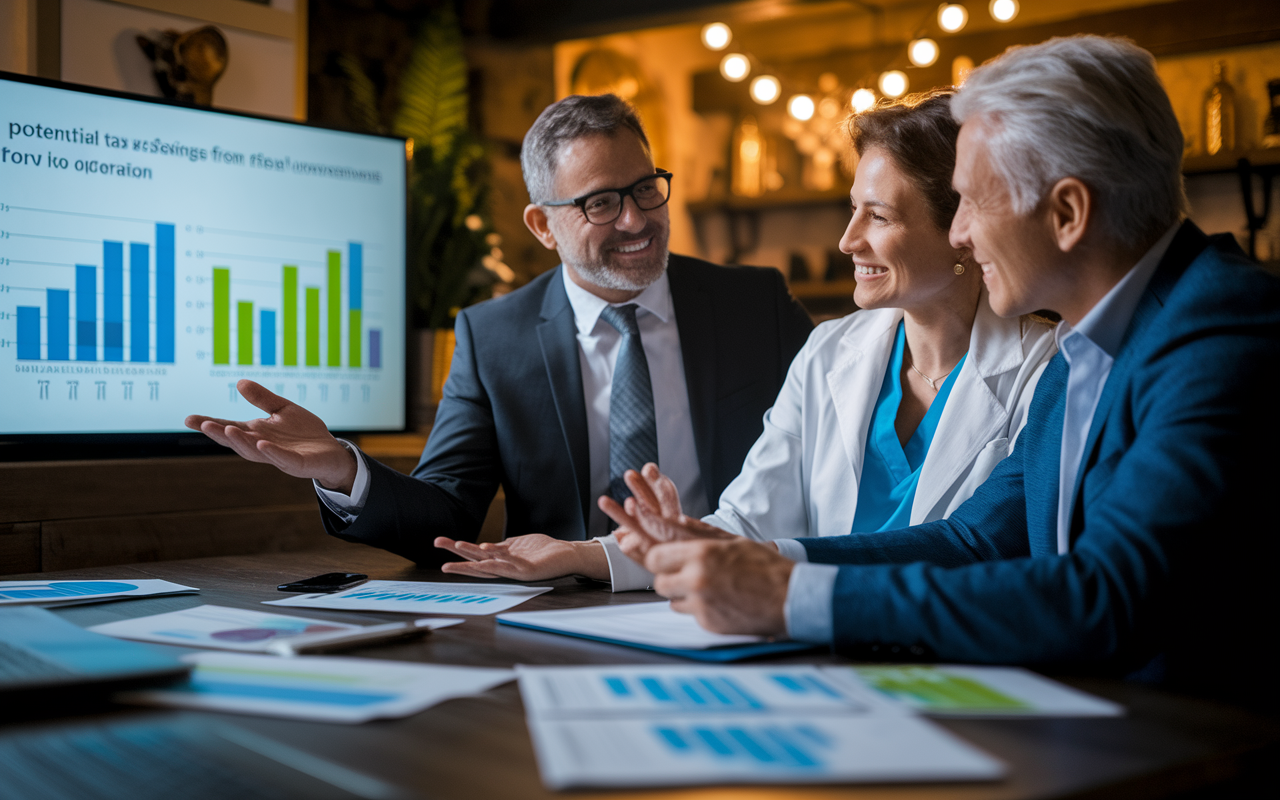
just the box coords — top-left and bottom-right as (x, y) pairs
(187, 94), (812, 576)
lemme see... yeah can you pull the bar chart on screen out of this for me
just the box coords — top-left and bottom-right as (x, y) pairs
(0, 75), (407, 436)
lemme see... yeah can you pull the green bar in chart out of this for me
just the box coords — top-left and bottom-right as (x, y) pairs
(213, 267), (230, 365)
(854, 667), (1029, 711)
(305, 287), (320, 367)
(349, 310), (362, 368)
(237, 301), (254, 365)
(327, 249), (341, 367)
(283, 265), (297, 366)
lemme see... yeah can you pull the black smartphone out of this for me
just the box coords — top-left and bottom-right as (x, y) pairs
(276, 572), (368, 593)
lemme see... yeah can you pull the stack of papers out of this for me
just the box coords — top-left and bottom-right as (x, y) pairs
(119, 652), (515, 723)
(0, 579), (197, 607)
(88, 605), (463, 654)
(265, 580), (551, 615)
(828, 665), (1124, 717)
(498, 602), (816, 661)
(517, 665), (1005, 789)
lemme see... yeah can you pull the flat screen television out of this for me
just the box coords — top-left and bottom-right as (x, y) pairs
(0, 72), (408, 459)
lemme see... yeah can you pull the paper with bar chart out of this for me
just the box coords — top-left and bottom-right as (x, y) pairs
(263, 580), (552, 615)
(118, 652), (514, 723)
(0, 76), (405, 434)
(824, 665), (1124, 717)
(516, 665), (1005, 789)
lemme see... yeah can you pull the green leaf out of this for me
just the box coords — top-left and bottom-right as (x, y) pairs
(393, 7), (468, 158)
(336, 54), (384, 134)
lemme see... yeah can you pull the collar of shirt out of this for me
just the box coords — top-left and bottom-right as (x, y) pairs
(560, 265), (673, 335)
(1054, 222), (1181, 358)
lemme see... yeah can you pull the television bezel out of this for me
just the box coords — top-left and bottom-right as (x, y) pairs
(0, 70), (412, 461)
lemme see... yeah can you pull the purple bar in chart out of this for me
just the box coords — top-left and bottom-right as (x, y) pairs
(369, 329), (382, 369)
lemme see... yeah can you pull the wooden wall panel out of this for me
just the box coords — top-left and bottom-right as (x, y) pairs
(40, 505), (329, 571)
(0, 523), (42, 574)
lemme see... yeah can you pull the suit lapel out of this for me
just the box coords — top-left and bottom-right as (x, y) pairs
(667, 257), (719, 509)
(1066, 222), (1210, 543)
(537, 268), (591, 539)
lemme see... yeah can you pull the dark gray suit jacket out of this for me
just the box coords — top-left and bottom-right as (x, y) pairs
(322, 254), (813, 566)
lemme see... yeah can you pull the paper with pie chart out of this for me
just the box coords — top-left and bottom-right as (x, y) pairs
(88, 604), (462, 653)
(0, 579), (197, 606)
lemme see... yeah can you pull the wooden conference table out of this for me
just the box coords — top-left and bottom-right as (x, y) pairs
(4, 541), (1277, 799)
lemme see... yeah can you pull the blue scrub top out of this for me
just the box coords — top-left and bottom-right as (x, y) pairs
(851, 321), (967, 533)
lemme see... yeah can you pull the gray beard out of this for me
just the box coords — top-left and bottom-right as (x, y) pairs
(569, 248), (670, 293)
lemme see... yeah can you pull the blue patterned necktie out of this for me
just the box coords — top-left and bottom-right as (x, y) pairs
(599, 303), (659, 502)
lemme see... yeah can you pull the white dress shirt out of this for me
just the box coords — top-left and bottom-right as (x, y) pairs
(316, 267), (708, 552)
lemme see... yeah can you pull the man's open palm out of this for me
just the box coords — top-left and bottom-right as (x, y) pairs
(184, 379), (356, 492)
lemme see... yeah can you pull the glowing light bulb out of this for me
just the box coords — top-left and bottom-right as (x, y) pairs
(720, 53), (750, 82)
(787, 94), (815, 121)
(851, 88), (876, 113)
(990, 0), (1018, 22)
(701, 23), (731, 51)
(937, 3), (968, 32)
(750, 75), (781, 105)
(908, 38), (940, 68)
(878, 71), (908, 99)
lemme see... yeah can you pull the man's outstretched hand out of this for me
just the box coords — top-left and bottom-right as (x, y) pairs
(184, 379), (357, 493)
(434, 535), (611, 582)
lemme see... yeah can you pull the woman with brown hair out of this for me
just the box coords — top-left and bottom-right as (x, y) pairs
(437, 89), (1057, 589)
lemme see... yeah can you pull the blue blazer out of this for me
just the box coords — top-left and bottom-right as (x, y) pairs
(323, 255), (813, 566)
(801, 222), (1280, 701)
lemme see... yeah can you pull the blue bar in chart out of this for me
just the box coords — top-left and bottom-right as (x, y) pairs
(617, 675), (764, 711)
(76, 265), (96, 361)
(48, 289), (69, 360)
(652, 724), (828, 769)
(260, 309), (276, 366)
(16, 307), (40, 360)
(131, 241), (149, 362)
(103, 242), (124, 361)
(155, 222), (175, 363)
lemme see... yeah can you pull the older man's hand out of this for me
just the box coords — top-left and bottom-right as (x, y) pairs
(598, 464), (736, 565)
(644, 538), (793, 637)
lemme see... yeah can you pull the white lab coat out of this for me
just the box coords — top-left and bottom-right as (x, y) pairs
(600, 293), (1058, 590)
(709, 294), (1057, 541)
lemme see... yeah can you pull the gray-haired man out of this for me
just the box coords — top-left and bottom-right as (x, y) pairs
(187, 94), (813, 577)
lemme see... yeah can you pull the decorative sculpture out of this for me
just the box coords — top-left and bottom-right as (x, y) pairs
(136, 26), (228, 106)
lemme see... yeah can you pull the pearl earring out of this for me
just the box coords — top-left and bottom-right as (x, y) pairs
(953, 263), (965, 275)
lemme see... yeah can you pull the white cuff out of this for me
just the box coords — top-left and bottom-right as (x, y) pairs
(774, 538), (809, 562)
(783, 562), (838, 643)
(596, 534), (655, 592)
(314, 439), (369, 523)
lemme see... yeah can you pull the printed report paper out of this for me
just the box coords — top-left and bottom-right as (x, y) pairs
(499, 602), (768, 649)
(0, 579), (197, 607)
(88, 604), (462, 653)
(825, 665), (1124, 717)
(264, 580), (551, 616)
(118, 652), (515, 723)
(517, 665), (1004, 789)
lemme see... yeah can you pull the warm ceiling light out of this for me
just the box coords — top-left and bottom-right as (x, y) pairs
(851, 88), (876, 113)
(787, 94), (815, 121)
(952, 55), (975, 85)
(701, 22), (731, 51)
(908, 38), (940, 67)
(879, 71), (908, 98)
(750, 75), (781, 105)
(938, 3), (968, 32)
(990, 0), (1018, 22)
(720, 53), (750, 82)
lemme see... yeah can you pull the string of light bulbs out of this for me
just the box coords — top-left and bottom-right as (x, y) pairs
(701, 0), (1018, 120)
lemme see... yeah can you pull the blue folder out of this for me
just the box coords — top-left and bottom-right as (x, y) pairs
(497, 617), (820, 662)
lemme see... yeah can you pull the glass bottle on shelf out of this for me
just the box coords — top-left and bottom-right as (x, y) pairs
(1262, 79), (1280, 149)
(1204, 60), (1236, 156)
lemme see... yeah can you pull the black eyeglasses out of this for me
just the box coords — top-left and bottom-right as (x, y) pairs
(542, 170), (673, 225)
